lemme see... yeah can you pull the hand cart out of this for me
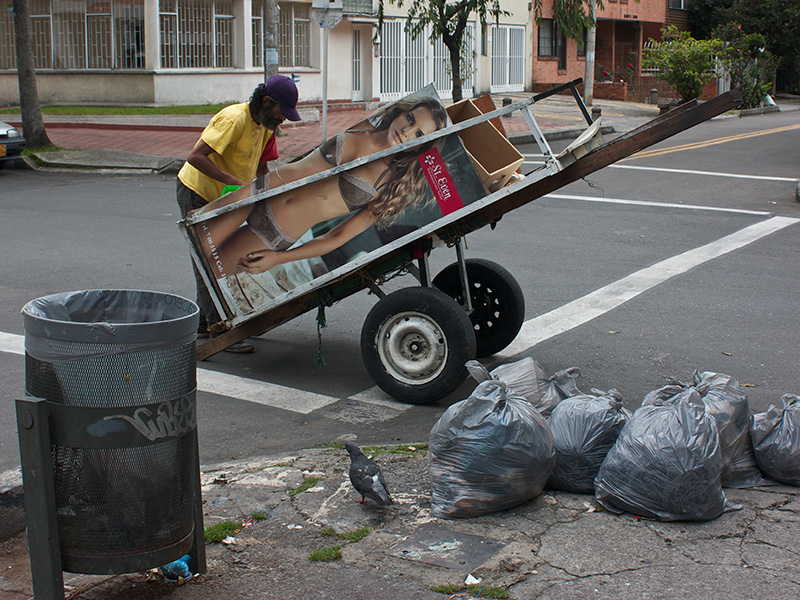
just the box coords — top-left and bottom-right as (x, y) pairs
(180, 80), (741, 404)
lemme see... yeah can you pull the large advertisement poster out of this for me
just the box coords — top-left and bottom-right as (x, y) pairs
(185, 86), (489, 320)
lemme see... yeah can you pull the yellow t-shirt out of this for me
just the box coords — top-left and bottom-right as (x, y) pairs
(178, 102), (274, 202)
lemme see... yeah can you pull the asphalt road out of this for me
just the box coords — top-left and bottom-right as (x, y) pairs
(1, 110), (799, 480)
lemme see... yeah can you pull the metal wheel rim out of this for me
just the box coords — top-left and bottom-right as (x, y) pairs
(376, 311), (448, 385)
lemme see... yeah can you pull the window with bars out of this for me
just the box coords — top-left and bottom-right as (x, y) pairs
(278, 2), (310, 67)
(252, 0), (263, 68)
(159, 0), (235, 69)
(538, 19), (556, 57)
(668, 0), (690, 9)
(0, 0), (144, 70)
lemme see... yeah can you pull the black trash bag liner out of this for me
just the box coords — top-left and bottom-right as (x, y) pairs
(643, 370), (771, 488)
(547, 388), (631, 494)
(539, 367), (583, 417)
(429, 379), (555, 518)
(595, 387), (729, 521)
(751, 394), (800, 486)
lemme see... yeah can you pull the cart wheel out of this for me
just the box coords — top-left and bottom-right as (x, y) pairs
(432, 258), (525, 357)
(361, 287), (477, 405)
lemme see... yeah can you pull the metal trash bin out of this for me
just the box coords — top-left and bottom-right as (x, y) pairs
(17, 290), (205, 592)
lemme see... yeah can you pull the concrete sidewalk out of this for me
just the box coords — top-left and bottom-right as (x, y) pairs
(2, 443), (798, 599)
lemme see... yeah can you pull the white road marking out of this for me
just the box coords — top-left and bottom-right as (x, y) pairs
(548, 193), (772, 216)
(608, 164), (799, 182)
(0, 332), (338, 415)
(497, 216), (799, 358)
(518, 155), (799, 183)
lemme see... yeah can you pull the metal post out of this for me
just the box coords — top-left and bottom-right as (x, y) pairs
(583, 0), (597, 107)
(322, 26), (329, 141)
(16, 397), (65, 600)
(455, 238), (473, 314)
(263, 0), (279, 82)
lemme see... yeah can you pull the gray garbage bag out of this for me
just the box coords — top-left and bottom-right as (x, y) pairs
(751, 394), (800, 486)
(467, 358), (547, 408)
(595, 387), (728, 521)
(547, 388), (631, 493)
(429, 379), (555, 518)
(643, 371), (770, 488)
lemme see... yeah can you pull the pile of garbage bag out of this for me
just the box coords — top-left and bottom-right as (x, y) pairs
(547, 388), (630, 493)
(594, 387), (729, 521)
(434, 358), (798, 523)
(751, 394), (800, 486)
(429, 378), (555, 518)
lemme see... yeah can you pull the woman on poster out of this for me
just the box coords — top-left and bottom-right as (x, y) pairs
(195, 95), (448, 279)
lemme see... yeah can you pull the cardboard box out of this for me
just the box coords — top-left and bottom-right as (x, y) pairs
(447, 99), (524, 192)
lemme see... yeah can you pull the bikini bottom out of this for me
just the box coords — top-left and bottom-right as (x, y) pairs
(246, 200), (297, 251)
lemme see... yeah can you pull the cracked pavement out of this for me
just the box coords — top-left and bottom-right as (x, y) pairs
(3, 445), (797, 599)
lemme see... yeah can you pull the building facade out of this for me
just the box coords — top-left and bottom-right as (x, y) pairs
(0, 0), (685, 107)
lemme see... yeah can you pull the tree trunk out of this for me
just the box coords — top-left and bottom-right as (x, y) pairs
(13, 0), (52, 148)
(448, 42), (462, 102)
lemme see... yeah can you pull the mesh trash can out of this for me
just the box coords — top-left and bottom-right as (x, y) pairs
(20, 289), (203, 576)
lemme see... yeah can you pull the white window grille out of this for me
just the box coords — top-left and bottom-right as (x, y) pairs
(52, 0), (87, 69)
(252, 0), (263, 68)
(278, 2), (310, 67)
(159, 0), (235, 69)
(115, 0), (145, 68)
(0, 0), (144, 71)
(380, 19), (474, 101)
(87, 0), (113, 69)
(491, 25), (524, 92)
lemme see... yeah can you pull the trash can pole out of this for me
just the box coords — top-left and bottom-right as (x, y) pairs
(188, 425), (207, 575)
(16, 397), (65, 600)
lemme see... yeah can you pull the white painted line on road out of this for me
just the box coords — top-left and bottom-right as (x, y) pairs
(548, 193), (772, 216)
(0, 332), (338, 415)
(196, 370), (337, 414)
(0, 332), (24, 355)
(498, 216), (799, 358)
(608, 164), (799, 182)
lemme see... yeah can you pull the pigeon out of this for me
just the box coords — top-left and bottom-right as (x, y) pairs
(344, 442), (393, 506)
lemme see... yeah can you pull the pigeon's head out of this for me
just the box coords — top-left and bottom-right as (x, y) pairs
(344, 442), (363, 457)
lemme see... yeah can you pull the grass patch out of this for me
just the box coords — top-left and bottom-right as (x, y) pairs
(431, 584), (509, 598)
(431, 584), (462, 594)
(22, 146), (66, 155)
(204, 519), (242, 543)
(320, 526), (371, 543)
(289, 476), (323, 497)
(0, 104), (234, 116)
(319, 442), (428, 458)
(466, 585), (509, 598)
(251, 511), (269, 521)
(310, 527), (371, 562)
(361, 443), (428, 458)
(308, 544), (344, 562)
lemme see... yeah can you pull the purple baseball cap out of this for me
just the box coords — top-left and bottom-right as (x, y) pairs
(265, 75), (301, 122)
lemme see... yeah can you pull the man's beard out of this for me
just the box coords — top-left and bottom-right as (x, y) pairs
(258, 104), (283, 130)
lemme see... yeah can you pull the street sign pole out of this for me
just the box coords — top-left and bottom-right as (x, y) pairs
(312, 0), (343, 142)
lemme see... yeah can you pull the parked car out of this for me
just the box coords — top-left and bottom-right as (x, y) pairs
(0, 120), (26, 169)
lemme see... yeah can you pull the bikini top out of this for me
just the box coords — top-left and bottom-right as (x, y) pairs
(318, 132), (387, 212)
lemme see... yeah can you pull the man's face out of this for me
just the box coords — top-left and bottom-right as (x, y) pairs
(258, 98), (285, 130)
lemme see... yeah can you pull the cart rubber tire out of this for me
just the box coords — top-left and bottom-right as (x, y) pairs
(432, 258), (525, 358)
(361, 287), (477, 405)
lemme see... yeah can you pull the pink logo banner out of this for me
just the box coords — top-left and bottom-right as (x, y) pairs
(418, 148), (464, 216)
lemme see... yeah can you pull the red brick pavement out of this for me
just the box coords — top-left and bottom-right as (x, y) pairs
(32, 106), (572, 162)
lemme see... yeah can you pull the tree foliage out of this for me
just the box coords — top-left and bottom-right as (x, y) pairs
(690, 0), (800, 94)
(715, 23), (776, 108)
(378, 0), (509, 102)
(642, 26), (722, 102)
(532, 0), (605, 42)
